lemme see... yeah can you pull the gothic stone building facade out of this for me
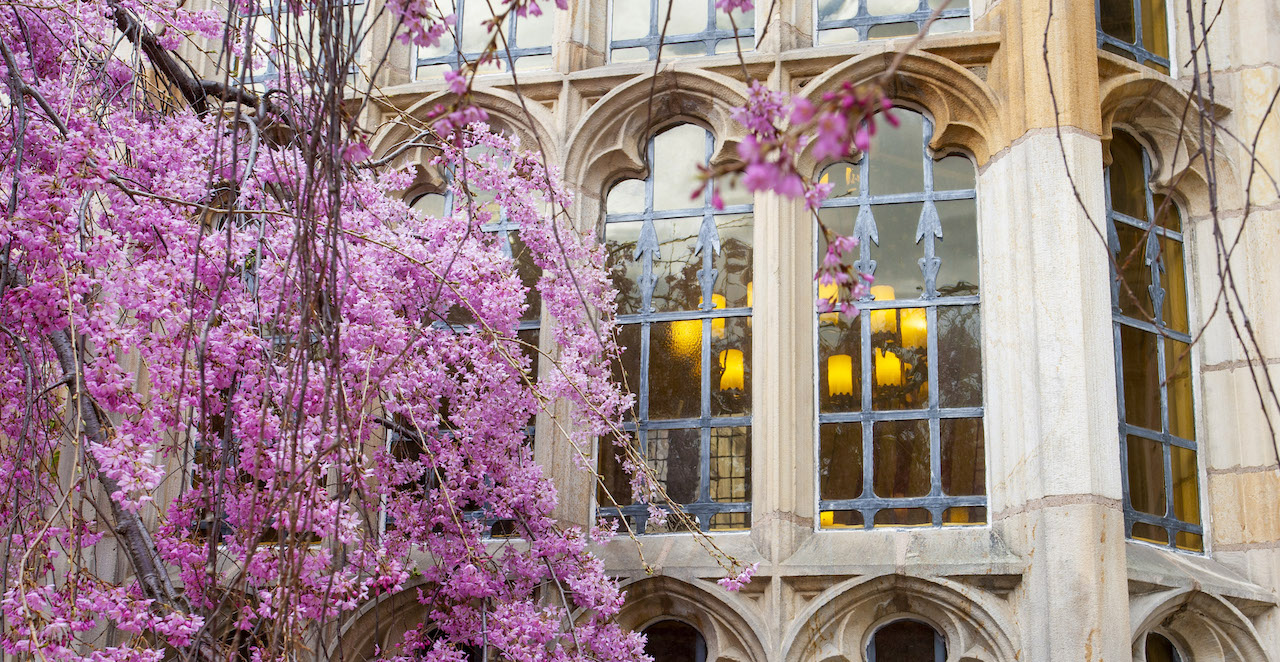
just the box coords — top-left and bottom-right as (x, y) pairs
(226, 0), (1280, 659)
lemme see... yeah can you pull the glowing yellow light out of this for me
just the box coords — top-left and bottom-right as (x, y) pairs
(901, 308), (927, 349)
(820, 510), (835, 527)
(818, 281), (839, 325)
(746, 282), (753, 327)
(669, 319), (701, 359)
(874, 348), (903, 387)
(718, 349), (744, 391)
(827, 354), (855, 397)
(698, 294), (727, 338)
(869, 285), (896, 334)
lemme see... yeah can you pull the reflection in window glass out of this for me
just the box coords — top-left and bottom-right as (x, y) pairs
(610, 0), (755, 62)
(1106, 131), (1202, 551)
(599, 124), (753, 534)
(1097, 0), (1170, 73)
(867, 620), (946, 662)
(817, 0), (971, 45)
(415, 0), (553, 79)
(816, 109), (984, 529)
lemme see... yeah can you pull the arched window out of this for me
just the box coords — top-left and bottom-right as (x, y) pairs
(609, 0), (754, 63)
(867, 620), (946, 662)
(1105, 132), (1202, 552)
(642, 620), (707, 662)
(816, 108), (985, 529)
(1145, 632), (1184, 662)
(415, 0), (553, 79)
(1097, 0), (1171, 73)
(598, 123), (754, 533)
(816, 0), (971, 46)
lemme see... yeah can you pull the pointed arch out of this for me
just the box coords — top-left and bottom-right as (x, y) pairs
(1130, 588), (1272, 662)
(613, 576), (768, 662)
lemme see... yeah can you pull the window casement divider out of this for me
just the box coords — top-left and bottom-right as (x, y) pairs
(1095, 0), (1172, 71)
(608, 0), (755, 62)
(415, 0), (552, 77)
(815, 0), (971, 42)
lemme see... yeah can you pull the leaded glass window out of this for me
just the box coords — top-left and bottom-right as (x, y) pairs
(598, 123), (754, 533)
(238, 0), (367, 91)
(609, 0), (754, 63)
(815, 0), (970, 46)
(867, 620), (946, 662)
(1106, 131), (1202, 552)
(816, 109), (985, 529)
(1097, 0), (1171, 73)
(415, 0), (553, 79)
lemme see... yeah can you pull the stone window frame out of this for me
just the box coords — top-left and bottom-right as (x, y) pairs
(1104, 129), (1205, 553)
(598, 121), (754, 535)
(813, 107), (987, 530)
(607, 0), (756, 63)
(1095, 0), (1174, 73)
(814, 0), (972, 45)
(414, 0), (553, 80)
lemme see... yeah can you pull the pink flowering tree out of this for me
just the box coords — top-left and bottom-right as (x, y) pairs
(0, 0), (928, 657)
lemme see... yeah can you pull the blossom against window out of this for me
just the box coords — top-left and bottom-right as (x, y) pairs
(238, 0), (367, 91)
(609, 0), (754, 63)
(1106, 131), (1202, 552)
(1097, 0), (1171, 72)
(815, 0), (970, 46)
(816, 109), (985, 529)
(598, 123), (754, 534)
(415, 0), (553, 79)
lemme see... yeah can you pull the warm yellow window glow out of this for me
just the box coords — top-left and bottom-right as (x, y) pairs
(874, 348), (903, 387)
(869, 285), (897, 333)
(900, 307), (927, 349)
(820, 510), (834, 527)
(669, 319), (701, 358)
(827, 354), (855, 397)
(718, 349), (744, 391)
(818, 281), (839, 325)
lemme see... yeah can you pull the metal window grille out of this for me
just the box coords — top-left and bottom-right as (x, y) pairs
(1095, 0), (1171, 71)
(815, 0), (971, 44)
(1105, 134), (1203, 551)
(415, 0), (552, 79)
(815, 111), (986, 529)
(599, 125), (753, 533)
(609, 0), (755, 63)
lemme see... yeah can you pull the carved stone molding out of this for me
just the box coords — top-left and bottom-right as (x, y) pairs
(614, 575), (769, 662)
(1130, 588), (1272, 662)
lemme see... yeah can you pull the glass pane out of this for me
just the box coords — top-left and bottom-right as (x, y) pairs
(510, 232), (541, 319)
(657, 0), (707, 36)
(650, 216), (704, 312)
(820, 162), (861, 199)
(647, 428), (701, 503)
(872, 419), (930, 498)
(713, 214), (753, 308)
(933, 155), (974, 191)
(872, 621), (942, 662)
(412, 192), (448, 218)
(653, 124), (708, 210)
(715, 3), (753, 30)
(1160, 234), (1189, 333)
(943, 506), (986, 525)
(660, 41), (708, 60)
(643, 621), (705, 662)
(929, 0), (967, 8)
(874, 507), (930, 526)
(611, 46), (650, 62)
(715, 36), (753, 54)
(709, 427), (750, 502)
(711, 318), (750, 416)
(868, 110), (924, 196)
(1165, 338), (1194, 439)
(935, 199), (979, 296)
(1100, 0), (1137, 44)
(1115, 222), (1154, 320)
(1153, 193), (1181, 232)
(515, 7), (553, 48)
(612, 323), (641, 410)
(1132, 520), (1169, 545)
(868, 203), (926, 301)
(1171, 444), (1199, 525)
(868, 21), (919, 39)
(605, 220), (644, 314)
(1120, 325), (1161, 430)
(710, 512), (749, 530)
(417, 63), (452, 79)
(607, 178), (646, 215)
(1109, 133), (1148, 219)
(612, 0), (651, 41)
(868, 0), (919, 16)
(819, 315), (862, 413)
(513, 54), (552, 71)
(1176, 530), (1203, 552)
(597, 437), (634, 505)
(715, 177), (753, 207)
(819, 422), (864, 501)
(928, 16), (970, 34)
(820, 509), (864, 528)
(1127, 434), (1166, 517)
(818, 27), (859, 44)
(940, 418), (984, 496)
(650, 321), (702, 419)
(460, 0), (494, 53)
(1141, 0), (1169, 61)
(938, 305), (982, 408)
(817, 0), (858, 22)
(1145, 634), (1179, 662)
(872, 309), (928, 410)
(517, 328), (540, 384)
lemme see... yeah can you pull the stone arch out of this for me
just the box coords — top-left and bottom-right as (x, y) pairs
(562, 69), (751, 216)
(782, 574), (1018, 662)
(1130, 588), (1271, 662)
(1100, 74), (1241, 216)
(798, 51), (1004, 167)
(331, 579), (433, 661)
(614, 576), (769, 662)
